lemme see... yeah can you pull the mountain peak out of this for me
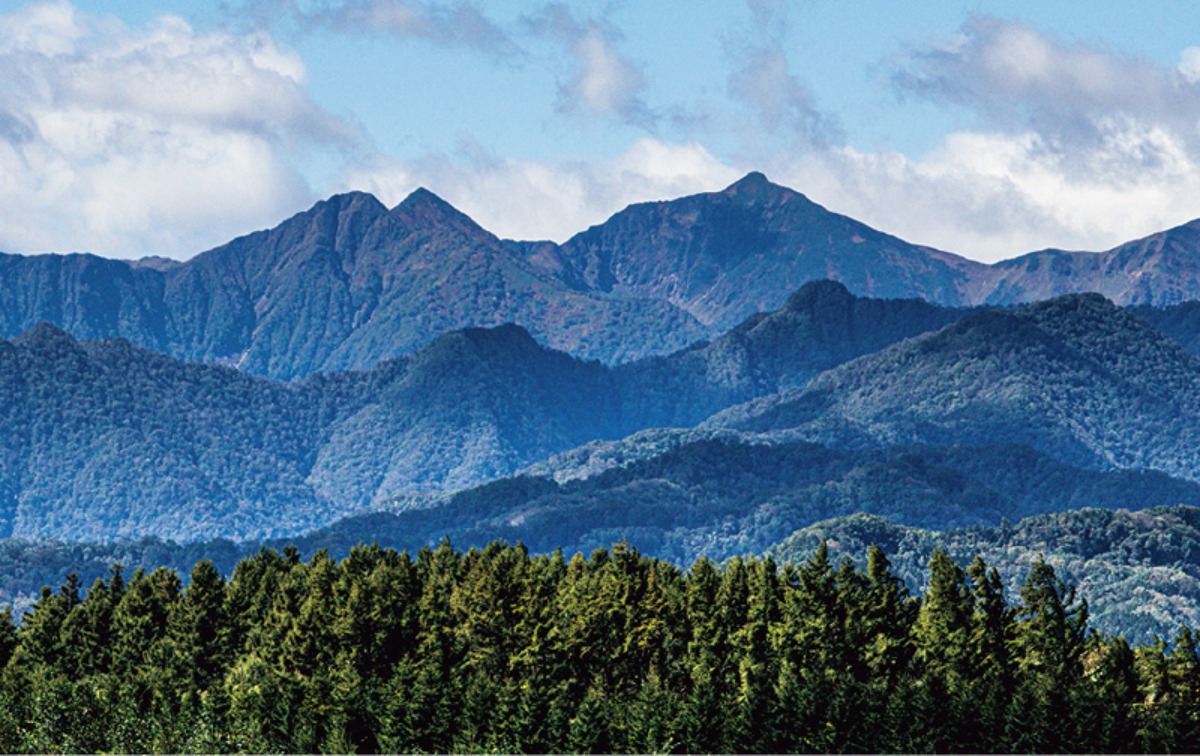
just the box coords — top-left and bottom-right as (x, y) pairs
(782, 279), (855, 311)
(395, 187), (459, 219)
(12, 321), (77, 349)
(302, 191), (387, 220)
(722, 171), (787, 202)
(392, 187), (490, 239)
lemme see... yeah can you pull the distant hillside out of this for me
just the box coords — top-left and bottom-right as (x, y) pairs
(611, 279), (966, 426)
(0, 191), (708, 379)
(307, 438), (1200, 567)
(978, 219), (1200, 306)
(769, 506), (1200, 643)
(711, 293), (1200, 480)
(6, 173), (1200, 379)
(0, 323), (622, 541)
(0, 283), (960, 542)
(529, 171), (983, 329)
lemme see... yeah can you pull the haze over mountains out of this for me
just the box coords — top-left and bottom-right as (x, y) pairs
(0, 282), (966, 542)
(7, 277), (1200, 555)
(711, 294), (1200, 480)
(6, 173), (1200, 380)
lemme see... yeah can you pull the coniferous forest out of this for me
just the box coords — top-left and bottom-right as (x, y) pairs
(1, 540), (1198, 754)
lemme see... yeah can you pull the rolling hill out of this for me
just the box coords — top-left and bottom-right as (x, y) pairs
(0, 282), (963, 542)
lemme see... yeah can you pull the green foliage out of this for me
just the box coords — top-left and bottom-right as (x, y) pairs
(770, 506), (1200, 643)
(0, 539), (1196, 753)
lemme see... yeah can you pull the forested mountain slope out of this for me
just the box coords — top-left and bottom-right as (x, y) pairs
(0, 191), (708, 379)
(770, 506), (1200, 642)
(0, 283), (961, 542)
(711, 293), (1200, 479)
(307, 439), (1200, 567)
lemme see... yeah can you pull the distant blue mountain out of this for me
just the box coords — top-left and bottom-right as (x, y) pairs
(0, 281), (958, 542)
(5, 173), (1200, 379)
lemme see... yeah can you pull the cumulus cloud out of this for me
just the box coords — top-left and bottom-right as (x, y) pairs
(0, 1), (358, 259)
(297, 0), (519, 60)
(796, 16), (1200, 261)
(525, 4), (651, 125)
(343, 137), (740, 241)
(892, 17), (1200, 157)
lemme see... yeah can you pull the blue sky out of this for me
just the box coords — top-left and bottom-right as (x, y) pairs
(1, 1), (1200, 263)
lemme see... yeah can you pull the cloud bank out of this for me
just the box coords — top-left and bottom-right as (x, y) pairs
(825, 16), (1200, 260)
(0, 1), (355, 259)
(4, 4), (1200, 265)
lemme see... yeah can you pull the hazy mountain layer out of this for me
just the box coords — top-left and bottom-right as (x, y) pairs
(0, 282), (959, 541)
(711, 293), (1200, 480)
(308, 438), (1200, 567)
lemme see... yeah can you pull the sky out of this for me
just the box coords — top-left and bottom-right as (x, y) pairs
(1, 1), (1200, 263)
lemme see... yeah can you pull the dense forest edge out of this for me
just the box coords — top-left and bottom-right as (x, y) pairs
(1, 539), (1198, 753)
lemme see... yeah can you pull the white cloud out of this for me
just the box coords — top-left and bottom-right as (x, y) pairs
(526, 4), (651, 125)
(297, 0), (519, 59)
(805, 16), (1200, 261)
(570, 28), (644, 117)
(343, 138), (741, 242)
(770, 126), (1200, 262)
(892, 17), (1200, 156)
(1181, 47), (1200, 83)
(0, 1), (356, 259)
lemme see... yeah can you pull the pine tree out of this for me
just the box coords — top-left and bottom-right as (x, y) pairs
(1007, 557), (1088, 752)
(910, 548), (975, 750)
(0, 606), (17, 670)
(967, 554), (1013, 748)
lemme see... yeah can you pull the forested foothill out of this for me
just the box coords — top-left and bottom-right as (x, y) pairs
(1, 540), (1198, 753)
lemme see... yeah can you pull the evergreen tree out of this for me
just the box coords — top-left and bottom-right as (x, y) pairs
(1007, 557), (1088, 752)
(967, 554), (1014, 747)
(910, 548), (975, 750)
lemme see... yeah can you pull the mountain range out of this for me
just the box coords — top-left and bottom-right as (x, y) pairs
(9, 276), (1200, 553)
(710, 294), (1200, 481)
(0, 281), (966, 542)
(9, 173), (1200, 645)
(6, 173), (1200, 380)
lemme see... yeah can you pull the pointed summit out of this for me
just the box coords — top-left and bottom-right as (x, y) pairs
(722, 171), (788, 202)
(13, 321), (75, 348)
(392, 187), (490, 240)
(725, 170), (770, 190)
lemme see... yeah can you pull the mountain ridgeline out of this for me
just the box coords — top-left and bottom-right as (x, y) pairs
(710, 293), (1200, 479)
(6, 173), (1200, 379)
(301, 439), (1200, 570)
(0, 282), (964, 542)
